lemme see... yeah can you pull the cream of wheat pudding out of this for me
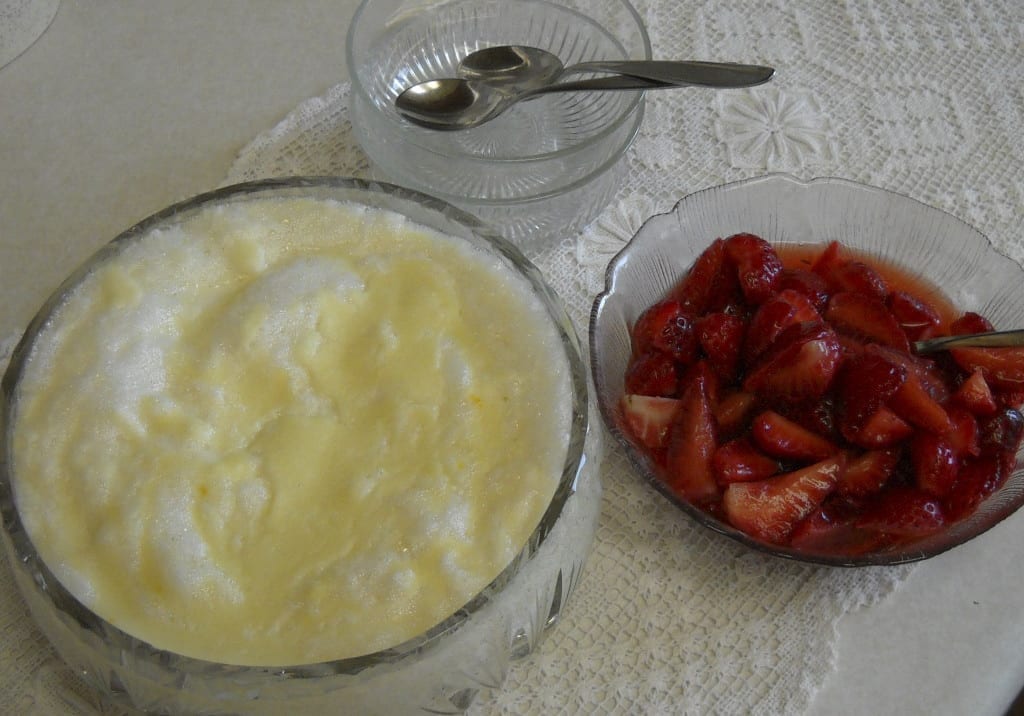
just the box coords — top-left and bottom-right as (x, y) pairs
(10, 197), (572, 666)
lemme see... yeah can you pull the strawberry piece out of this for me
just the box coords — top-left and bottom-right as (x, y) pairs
(977, 407), (1024, 456)
(782, 396), (840, 441)
(789, 507), (887, 555)
(835, 350), (907, 443)
(855, 407), (914, 448)
(953, 369), (998, 416)
(810, 240), (845, 278)
(910, 432), (960, 497)
(751, 410), (837, 462)
(866, 343), (951, 401)
(743, 322), (843, 402)
(715, 390), (758, 438)
(889, 375), (953, 435)
(943, 406), (981, 458)
(696, 312), (745, 382)
(712, 437), (781, 485)
(950, 347), (1024, 391)
(624, 350), (678, 397)
(857, 487), (946, 537)
(724, 232), (783, 305)
(776, 268), (830, 312)
(744, 289), (822, 361)
(837, 448), (900, 498)
(888, 290), (943, 342)
(620, 394), (682, 449)
(943, 455), (1008, 521)
(664, 367), (719, 502)
(631, 299), (699, 363)
(825, 291), (910, 351)
(671, 239), (741, 315)
(722, 455), (845, 544)
(951, 312), (995, 335)
(829, 260), (890, 302)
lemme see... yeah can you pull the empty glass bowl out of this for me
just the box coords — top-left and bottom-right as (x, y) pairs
(590, 174), (1024, 567)
(346, 0), (650, 248)
(0, 177), (603, 714)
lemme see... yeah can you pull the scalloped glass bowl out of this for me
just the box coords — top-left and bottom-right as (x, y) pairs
(0, 177), (603, 714)
(346, 0), (650, 248)
(590, 173), (1024, 567)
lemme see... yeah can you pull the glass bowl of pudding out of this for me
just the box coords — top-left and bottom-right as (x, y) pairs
(0, 177), (602, 714)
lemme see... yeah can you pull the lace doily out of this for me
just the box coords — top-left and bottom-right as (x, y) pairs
(3, 1), (1023, 714)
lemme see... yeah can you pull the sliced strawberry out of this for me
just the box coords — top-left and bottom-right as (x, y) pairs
(671, 239), (741, 315)
(829, 260), (890, 302)
(724, 232), (782, 305)
(951, 312), (995, 335)
(888, 290), (943, 342)
(789, 507), (888, 556)
(664, 368), (719, 502)
(943, 455), (1008, 521)
(743, 322), (843, 402)
(722, 455), (845, 544)
(714, 390), (758, 438)
(950, 347), (1024, 391)
(776, 268), (830, 312)
(835, 350), (907, 443)
(624, 350), (678, 397)
(631, 299), (699, 363)
(751, 410), (837, 462)
(783, 396), (840, 442)
(825, 291), (910, 351)
(620, 394), (682, 449)
(910, 432), (959, 497)
(866, 343), (952, 402)
(744, 289), (821, 361)
(857, 487), (946, 537)
(680, 359), (720, 407)
(943, 406), (981, 458)
(712, 437), (781, 485)
(810, 240), (845, 278)
(837, 448), (901, 498)
(889, 375), (953, 434)
(696, 312), (745, 382)
(952, 369), (998, 416)
(855, 407), (914, 448)
(977, 407), (1024, 457)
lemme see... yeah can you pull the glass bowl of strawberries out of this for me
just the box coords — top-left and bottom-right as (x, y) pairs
(590, 174), (1024, 566)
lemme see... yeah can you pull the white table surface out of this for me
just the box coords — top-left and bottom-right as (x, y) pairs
(1, 3), (1022, 714)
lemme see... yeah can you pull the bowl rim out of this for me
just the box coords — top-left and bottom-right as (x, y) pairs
(0, 175), (591, 679)
(589, 172), (1024, 567)
(345, 0), (653, 165)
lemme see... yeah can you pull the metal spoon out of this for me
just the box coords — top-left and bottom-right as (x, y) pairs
(913, 329), (1024, 355)
(395, 74), (672, 130)
(457, 44), (776, 92)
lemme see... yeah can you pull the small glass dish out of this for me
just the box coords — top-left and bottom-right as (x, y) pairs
(590, 173), (1024, 567)
(0, 177), (603, 714)
(346, 0), (650, 249)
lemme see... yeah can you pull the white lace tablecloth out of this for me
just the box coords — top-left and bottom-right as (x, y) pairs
(3, 1), (1024, 714)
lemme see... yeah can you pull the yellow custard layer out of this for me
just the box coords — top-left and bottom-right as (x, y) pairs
(11, 198), (571, 665)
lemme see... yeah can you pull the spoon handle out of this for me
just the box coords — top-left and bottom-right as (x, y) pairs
(913, 329), (1024, 355)
(568, 60), (776, 88)
(529, 75), (699, 95)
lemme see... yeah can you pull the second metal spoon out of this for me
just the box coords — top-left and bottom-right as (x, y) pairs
(457, 44), (776, 92)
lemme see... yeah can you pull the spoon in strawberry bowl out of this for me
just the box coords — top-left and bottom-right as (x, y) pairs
(912, 329), (1024, 354)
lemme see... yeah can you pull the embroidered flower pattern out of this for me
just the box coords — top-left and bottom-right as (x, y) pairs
(576, 193), (659, 292)
(714, 86), (835, 170)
